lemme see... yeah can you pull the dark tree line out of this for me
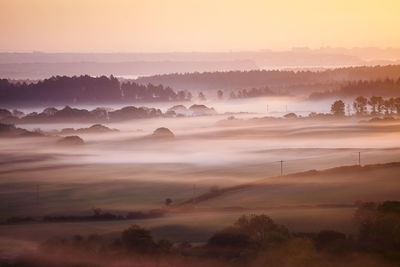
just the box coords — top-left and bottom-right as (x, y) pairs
(122, 81), (191, 102)
(342, 78), (400, 97)
(136, 65), (400, 92)
(311, 78), (400, 99)
(229, 86), (275, 99)
(0, 75), (192, 106)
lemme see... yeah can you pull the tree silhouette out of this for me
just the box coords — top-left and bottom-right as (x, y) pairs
(165, 198), (172, 206)
(217, 90), (223, 100)
(121, 225), (156, 253)
(331, 100), (345, 116)
(353, 96), (368, 115)
(0, 75), (189, 106)
(368, 96), (380, 115)
(198, 92), (206, 101)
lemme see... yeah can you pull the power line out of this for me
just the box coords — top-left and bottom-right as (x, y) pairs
(263, 150), (371, 177)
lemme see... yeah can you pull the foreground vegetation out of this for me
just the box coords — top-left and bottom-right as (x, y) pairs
(3, 201), (400, 266)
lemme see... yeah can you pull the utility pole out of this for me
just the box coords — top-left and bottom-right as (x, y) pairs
(36, 184), (39, 205)
(192, 184), (196, 205)
(358, 152), (361, 166)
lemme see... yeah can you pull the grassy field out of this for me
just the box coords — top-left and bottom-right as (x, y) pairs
(1, 117), (400, 259)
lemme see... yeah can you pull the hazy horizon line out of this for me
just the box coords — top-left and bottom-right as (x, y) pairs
(2, 46), (400, 54)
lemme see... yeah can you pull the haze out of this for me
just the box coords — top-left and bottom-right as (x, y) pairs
(2, 1), (400, 266)
(1, 0), (400, 52)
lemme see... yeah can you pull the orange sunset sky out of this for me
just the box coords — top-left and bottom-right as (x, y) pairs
(0, 0), (399, 52)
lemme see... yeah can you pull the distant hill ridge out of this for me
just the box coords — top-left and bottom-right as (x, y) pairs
(180, 161), (400, 206)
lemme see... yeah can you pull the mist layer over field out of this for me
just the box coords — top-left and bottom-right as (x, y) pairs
(1, 100), (400, 260)
(14, 96), (337, 117)
(1, 112), (400, 210)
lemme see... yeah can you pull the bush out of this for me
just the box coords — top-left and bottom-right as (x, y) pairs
(315, 230), (352, 254)
(121, 225), (156, 253)
(234, 214), (290, 248)
(208, 226), (251, 248)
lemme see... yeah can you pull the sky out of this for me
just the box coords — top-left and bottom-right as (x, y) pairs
(0, 0), (399, 53)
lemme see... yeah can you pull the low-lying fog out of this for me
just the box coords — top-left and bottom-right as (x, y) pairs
(2, 112), (400, 196)
(1, 98), (400, 250)
(10, 114), (400, 170)
(16, 96), (338, 117)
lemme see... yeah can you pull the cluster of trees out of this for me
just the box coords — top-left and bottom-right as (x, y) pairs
(121, 81), (191, 102)
(311, 78), (400, 99)
(0, 122), (43, 137)
(229, 86), (275, 99)
(0, 105), (163, 124)
(0, 104), (218, 126)
(331, 96), (400, 116)
(11, 202), (400, 266)
(355, 201), (400, 255)
(354, 95), (400, 115)
(0, 75), (192, 106)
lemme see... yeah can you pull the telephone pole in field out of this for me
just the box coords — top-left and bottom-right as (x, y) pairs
(36, 184), (39, 204)
(192, 184), (196, 205)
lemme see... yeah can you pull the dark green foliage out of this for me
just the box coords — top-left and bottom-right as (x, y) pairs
(0, 123), (43, 137)
(353, 96), (368, 115)
(138, 65), (400, 93)
(355, 201), (400, 260)
(283, 112), (297, 119)
(234, 214), (290, 248)
(208, 227), (251, 248)
(0, 75), (191, 106)
(157, 239), (173, 253)
(230, 86), (275, 99)
(315, 230), (353, 255)
(316, 230), (346, 246)
(331, 100), (345, 116)
(121, 224), (156, 253)
(377, 201), (400, 215)
(6, 216), (35, 223)
(310, 77), (400, 99)
(9, 209), (400, 266)
(207, 214), (290, 252)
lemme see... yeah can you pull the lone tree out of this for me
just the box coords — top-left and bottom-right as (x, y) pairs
(198, 92), (206, 101)
(368, 96), (381, 115)
(353, 96), (368, 115)
(217, 90), (223, 100)
(331, 100), (345, 116)
(165, 198), (172, 206)
(121, 225), (156, 253)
